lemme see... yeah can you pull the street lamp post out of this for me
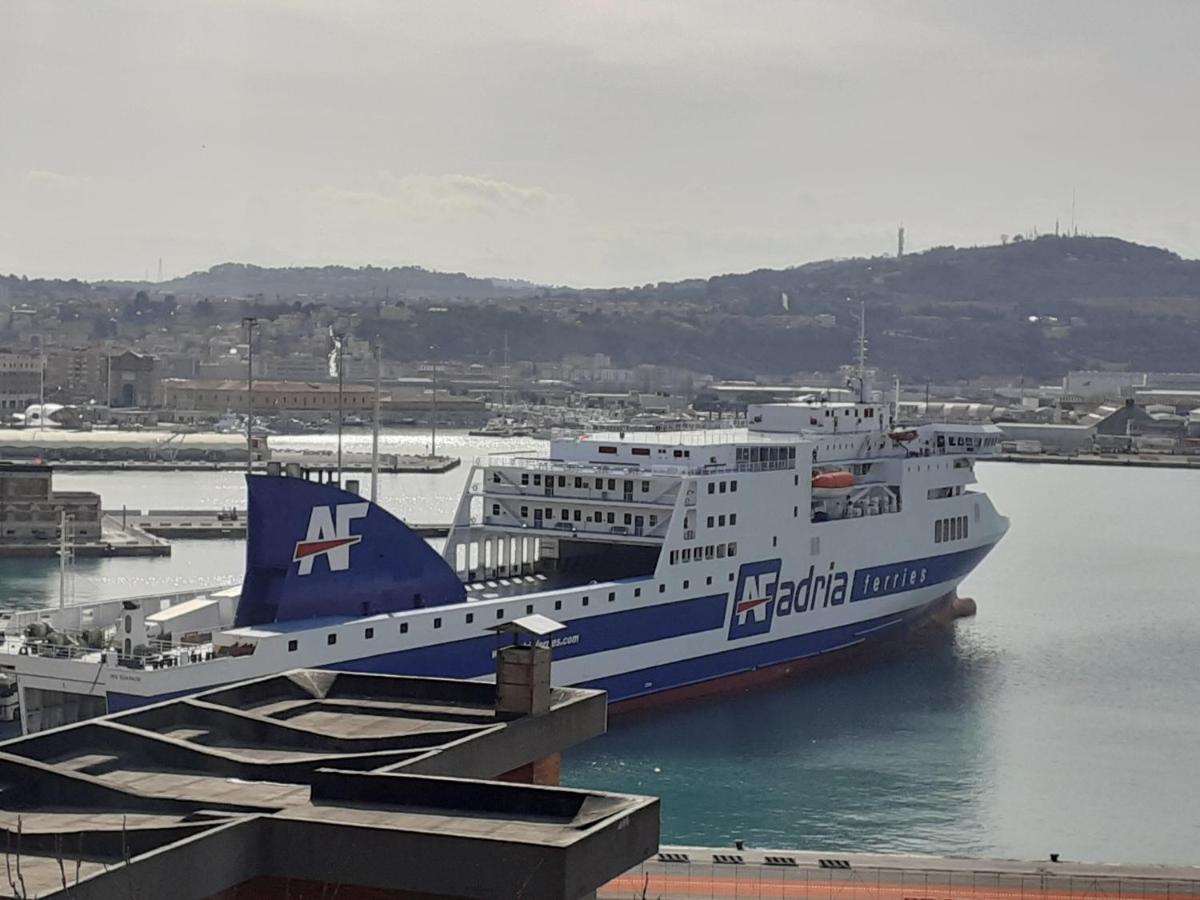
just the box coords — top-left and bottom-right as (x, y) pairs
(429, 345), (438, 458)
(371, 337), (382, 502)
(242, 317), (257, 474)
(336, 334), (345, 485)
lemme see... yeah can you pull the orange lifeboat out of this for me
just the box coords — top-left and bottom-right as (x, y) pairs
(811, 471), (855, 490)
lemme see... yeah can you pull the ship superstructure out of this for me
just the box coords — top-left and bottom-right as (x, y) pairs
(2, 394), (1008, 733)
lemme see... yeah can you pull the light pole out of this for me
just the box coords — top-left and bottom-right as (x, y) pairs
(37, 341), (45, 426)
(335, 330), (345, 486)
(242, 317), (257, 474)
(429, 344), (438, 458)
(371, 337), (381, 503)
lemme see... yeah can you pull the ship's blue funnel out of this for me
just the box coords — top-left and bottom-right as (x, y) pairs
(236, 474), (466, 627)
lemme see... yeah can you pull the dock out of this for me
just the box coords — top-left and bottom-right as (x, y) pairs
(45, 454), (462, 473)
(603, 846), (1200, 898)
(0, 516), (170, 557)
(105, 508), (450, 538)
(984, 452), (1200, 469)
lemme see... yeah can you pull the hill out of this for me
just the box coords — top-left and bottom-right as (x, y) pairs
(4, 235), (1200, 381)
(529, 235), (1200, 380)
(145, 262), (540, 301)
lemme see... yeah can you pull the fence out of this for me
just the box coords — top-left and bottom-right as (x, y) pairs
(600, 859), (1200, 899)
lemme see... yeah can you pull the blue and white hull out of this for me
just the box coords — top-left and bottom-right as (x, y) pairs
(8, 397), (1009, 733)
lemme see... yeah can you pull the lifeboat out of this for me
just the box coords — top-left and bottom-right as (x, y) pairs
(811, 471), (855, 495)
(888, 429), (918, 443)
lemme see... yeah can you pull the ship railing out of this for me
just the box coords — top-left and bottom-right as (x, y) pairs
(477, 483), (678, 507)
(8, 629), (231, 668)
(481, 455), (693, 477)
(481, 455), (795, 477)
(0, 583), (240, 635)
(616, 858), (1200, 899)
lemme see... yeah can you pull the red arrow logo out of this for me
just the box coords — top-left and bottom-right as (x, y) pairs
(293, 535), (362, 562)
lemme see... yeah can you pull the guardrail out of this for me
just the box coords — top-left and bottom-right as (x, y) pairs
(0, 583), (239, 635)
(602, 860), (1200, 899)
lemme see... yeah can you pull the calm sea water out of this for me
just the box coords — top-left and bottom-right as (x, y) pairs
(6, 436), (1199, 863)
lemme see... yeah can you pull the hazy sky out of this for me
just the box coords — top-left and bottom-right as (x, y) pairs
(2, 1), (1197, 286)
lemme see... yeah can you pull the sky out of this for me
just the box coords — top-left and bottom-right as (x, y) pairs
(1, 1), (1198, 287)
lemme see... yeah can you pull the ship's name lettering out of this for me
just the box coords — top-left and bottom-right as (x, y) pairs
(775, 563), (850, 616)
(730, 557), (934, 641)
(765, 560), (933, 619)
(854, 565), (929, 602)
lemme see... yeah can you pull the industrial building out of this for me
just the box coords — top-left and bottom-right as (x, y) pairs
(0, 462), (100, 542)
(997, 399), (1192, 454)
(164, 378), (376, 413)
(43, 347), (163, 407)
(0, 430), (267, 463)
(0, 662), (658, 899)
(0, 349), (41, 413)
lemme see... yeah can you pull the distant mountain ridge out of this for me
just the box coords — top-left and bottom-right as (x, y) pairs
(146, 262), (542, 300)
(3, 235), (1200, 380)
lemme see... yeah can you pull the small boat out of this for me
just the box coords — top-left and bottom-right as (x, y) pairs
(469, 417), (533, 438)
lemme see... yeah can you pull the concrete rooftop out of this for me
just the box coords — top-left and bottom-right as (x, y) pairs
(0, 668), (658, 899)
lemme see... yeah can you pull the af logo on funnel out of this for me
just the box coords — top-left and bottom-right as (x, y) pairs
(293, 502), (369, 575)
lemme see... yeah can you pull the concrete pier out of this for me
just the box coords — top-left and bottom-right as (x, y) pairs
(104, 508), (450, 539)
(984, 451), (1200, 469)
(46, 455), (462, 473)
(0, 516), (170, 557)
(602, 846), (1200, 898)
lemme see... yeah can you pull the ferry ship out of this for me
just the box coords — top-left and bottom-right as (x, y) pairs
(1, 390), (1009, 734)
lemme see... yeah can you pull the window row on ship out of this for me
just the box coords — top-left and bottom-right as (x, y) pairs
(280, 565), (749, 654)
(668, 542), (739, 565)
(501, 471), (656, 494)
(492, 503), (660, 530)
(935, 515), (969, 543)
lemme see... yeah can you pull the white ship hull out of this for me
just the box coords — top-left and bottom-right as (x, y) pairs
(5, 395), (1009, 734)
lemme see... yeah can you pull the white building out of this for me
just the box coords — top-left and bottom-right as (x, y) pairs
(1062, 370), (1146, 401)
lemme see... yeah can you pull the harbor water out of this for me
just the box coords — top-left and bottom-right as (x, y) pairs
(2, 431), (1198, 864)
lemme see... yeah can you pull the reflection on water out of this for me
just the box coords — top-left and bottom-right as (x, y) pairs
(566, 624), (996, 855)
(568, 463), (1200, 863)
(0, 541), (244, 609)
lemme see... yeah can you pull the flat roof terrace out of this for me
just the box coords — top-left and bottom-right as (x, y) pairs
(0, 668), (658, 899)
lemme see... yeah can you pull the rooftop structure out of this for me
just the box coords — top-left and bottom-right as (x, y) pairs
(0, 668), (658, 899)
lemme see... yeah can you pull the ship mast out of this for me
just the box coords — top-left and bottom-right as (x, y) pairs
(854, 298), (868, 403)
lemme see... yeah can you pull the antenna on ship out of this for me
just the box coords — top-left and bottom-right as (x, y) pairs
(57, 511), (74, 611)
(853, 298), (868, 403)
(329, 327), (346, 486)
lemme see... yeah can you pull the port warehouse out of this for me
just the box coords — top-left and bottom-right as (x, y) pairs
(162, 377), (488, 422)
(997, 398), (1200, 454)
(0, 463), (100, 541)
(0, 429), (266, 461)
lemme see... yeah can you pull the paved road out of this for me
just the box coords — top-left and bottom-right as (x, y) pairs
(600, 849), (1200, 900)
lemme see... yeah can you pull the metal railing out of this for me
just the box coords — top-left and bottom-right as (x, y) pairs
(0, 583), (239, 635)
(601, 859), (1200, 899)
(482, 454), (796, 477)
